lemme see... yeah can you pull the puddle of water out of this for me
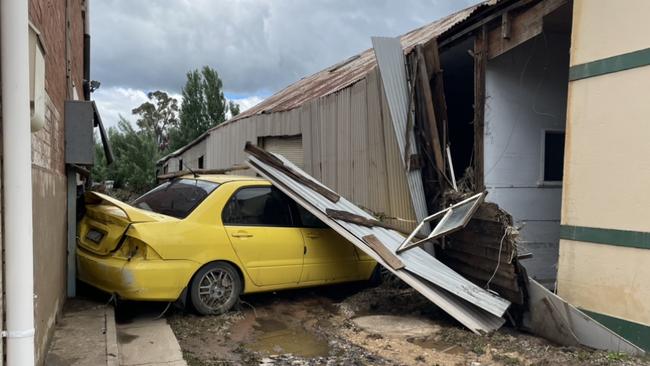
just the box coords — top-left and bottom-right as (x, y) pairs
(247, 318), (330, 358)
(408, 337), (463, 355)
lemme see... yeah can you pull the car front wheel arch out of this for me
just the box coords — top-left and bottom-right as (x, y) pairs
(188, 260), (244, 315)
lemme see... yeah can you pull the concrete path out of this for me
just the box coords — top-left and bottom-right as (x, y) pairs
(44, 301), (118, 366)
(117, 318), (187, 366)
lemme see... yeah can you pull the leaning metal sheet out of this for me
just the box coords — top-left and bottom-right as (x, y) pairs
(247, 153), (510, 333)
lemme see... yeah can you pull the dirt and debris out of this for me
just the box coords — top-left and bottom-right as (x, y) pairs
(168, 281), (650, 366)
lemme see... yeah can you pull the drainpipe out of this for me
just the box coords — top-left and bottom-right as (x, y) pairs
(1, 0), (36, 364)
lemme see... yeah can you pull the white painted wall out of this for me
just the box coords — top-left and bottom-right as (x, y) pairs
(484, 32), (570, 287)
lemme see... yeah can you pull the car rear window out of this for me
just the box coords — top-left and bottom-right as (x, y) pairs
(132, 179), (220, 219)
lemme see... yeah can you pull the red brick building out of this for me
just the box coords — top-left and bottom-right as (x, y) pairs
(2, 0), (89, 364)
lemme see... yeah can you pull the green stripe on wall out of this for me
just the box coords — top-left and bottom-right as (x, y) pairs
(581, 309), (650, 352)
(560, 225), (650, 250)
(569, 47), (650, 81)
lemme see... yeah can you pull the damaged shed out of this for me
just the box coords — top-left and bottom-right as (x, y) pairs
(159, 0), (650, 352)
(160, 0), (570, 296)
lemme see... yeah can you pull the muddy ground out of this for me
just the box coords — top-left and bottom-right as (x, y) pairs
(164, 280), (650, 366)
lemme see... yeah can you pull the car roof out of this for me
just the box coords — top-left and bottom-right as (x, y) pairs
(177, 174), (268, 184)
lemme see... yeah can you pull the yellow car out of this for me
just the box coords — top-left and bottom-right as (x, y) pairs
(77, 175), (377, 314)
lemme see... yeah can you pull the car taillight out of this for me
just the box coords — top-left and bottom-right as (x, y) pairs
(117, 237), (162, 260)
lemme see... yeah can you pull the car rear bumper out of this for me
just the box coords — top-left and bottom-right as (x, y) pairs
(76, 248), (198, 301)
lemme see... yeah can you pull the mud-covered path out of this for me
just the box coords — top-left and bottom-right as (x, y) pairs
(164, 282), (650, 366)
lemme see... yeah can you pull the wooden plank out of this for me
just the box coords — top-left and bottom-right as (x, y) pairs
(488, 0), (568, 59)
(362, 234), (405, 270)
(156, 165), (249, 181)
(473, 26), (487, 191)
(416, 46), (446, 176)
(245, 142), (341, 202)
(424, 39), (450, 159)
(325, 208), (425, 240)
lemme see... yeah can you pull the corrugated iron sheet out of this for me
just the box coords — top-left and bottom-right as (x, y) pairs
(372, 36), (430, 232)
(246, 151), (510, 334)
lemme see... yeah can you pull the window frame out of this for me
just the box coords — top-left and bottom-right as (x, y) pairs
(221, 185), (298, 228)
(539, 129), (565, 187)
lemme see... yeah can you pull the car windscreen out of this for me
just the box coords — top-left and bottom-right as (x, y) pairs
(131, 179), (220, 219)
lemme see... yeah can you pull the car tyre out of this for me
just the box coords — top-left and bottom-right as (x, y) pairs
(190, 262), (242, 315)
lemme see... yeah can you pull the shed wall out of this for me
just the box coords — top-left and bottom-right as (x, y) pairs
(171, 68), (419, 230)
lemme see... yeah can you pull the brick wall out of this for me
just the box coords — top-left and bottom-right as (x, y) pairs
(27, 0), (87, 364)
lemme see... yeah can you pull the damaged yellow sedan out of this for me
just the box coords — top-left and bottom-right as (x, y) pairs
(77, 175), (377, 314)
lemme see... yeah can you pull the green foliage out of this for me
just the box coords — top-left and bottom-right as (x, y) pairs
(92, 116), (160, 194)
(171, 66), (240, 150)
(229, 100), (240, 117)
(131, 90), (179, 153)
(92, 65), (241, 195)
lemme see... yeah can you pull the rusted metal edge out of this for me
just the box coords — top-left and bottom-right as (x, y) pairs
(245, 142), (341, 203)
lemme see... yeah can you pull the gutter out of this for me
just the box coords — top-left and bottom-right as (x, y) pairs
(1, 0), (36, 364)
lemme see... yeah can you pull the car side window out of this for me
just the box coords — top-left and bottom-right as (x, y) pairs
(222, 186), (293, 227)
(295, 205), (328, 229)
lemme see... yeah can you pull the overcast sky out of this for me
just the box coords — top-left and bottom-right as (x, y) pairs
(91, 0), (479, 128)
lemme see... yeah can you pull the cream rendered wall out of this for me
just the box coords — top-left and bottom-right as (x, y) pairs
(571, 0), (650, 65)
(557, 0), (650, 332)
(559, 240), (650, 325)
(560, 67), (650, 232)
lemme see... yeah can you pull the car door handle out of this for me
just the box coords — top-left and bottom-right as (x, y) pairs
(231, 232), (253, 238)
(305, 233), (319, 239)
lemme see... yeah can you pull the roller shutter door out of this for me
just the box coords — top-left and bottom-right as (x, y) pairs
(260, 135), (303, 168)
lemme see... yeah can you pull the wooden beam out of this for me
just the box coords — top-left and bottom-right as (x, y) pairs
(245, 142), (341, 203)
(488, 0), (568, 59)
(438, 0), (538, 49)
(325, 208), (425, 239)
(416, 46), (446, 175)
(362, 234), (405, 270)
(426, 39), (450, 164)
(473, 27), (487, 191)
(156, 165), (249, 181)
(501, 12), (511, 40)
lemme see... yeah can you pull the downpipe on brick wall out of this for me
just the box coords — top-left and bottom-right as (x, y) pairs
(1, 0), (37, 364)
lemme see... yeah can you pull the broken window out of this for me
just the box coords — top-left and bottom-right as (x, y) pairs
(543, 130), (565, 182)
(397, 192), (486, 253)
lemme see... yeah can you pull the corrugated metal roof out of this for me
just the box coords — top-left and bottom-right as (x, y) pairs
(206, 0), (502, 135)
(246, 148), (510, 334)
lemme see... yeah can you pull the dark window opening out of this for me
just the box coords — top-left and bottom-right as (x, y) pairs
(441, 38), (476, 180)
(179, 159), (183, 171)
(543, 131), (565, 182)
(222, 186), (293, 227)
(198, 156), (204, 169)
(163, 164), (168, 174)
(132, 179), (220, 219)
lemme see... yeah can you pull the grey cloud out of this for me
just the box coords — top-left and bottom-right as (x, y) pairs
(91, 0), (480, 96)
